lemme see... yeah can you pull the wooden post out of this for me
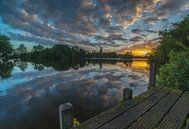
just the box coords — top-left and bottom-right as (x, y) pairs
(59, 103), (73, 129)
(123, 88), (133, 100)
(149, 62), (156, 87)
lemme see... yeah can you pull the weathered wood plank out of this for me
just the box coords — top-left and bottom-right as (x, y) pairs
(76, 88), (160, 129)
(98, 88), (171, 129)
(157, 92), (189, 129)
(185, 117), (189, 129)
(128, 90), (182, 129)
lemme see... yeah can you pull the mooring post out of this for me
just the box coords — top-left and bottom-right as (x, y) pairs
(149, 62), (156, 87)
(59, 103), (73, 129)
(123, 88), (133, 100)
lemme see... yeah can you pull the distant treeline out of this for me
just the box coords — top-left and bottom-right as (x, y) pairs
(17, 44), (132, 61)
(17, 44), (87, 61)
(0, 35), (132, 62)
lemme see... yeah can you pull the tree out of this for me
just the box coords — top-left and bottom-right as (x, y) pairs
(153, 15), (189, 90)
(32, 45), (44, 52)
(16, 44), (27, 56)
(152, 15), (189, 63)
(157, 50), (189, 90)
(0, 35), (13, 58)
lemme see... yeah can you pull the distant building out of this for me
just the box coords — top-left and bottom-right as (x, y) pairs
(100, 47), (103, 54)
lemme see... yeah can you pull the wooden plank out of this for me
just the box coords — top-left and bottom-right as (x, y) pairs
(76, 88), (159, 129)
(128, 90), (182, 129)
(98, 88), (171, 129)
(157, 92), (189, 129)
(185, 118), (189, 129)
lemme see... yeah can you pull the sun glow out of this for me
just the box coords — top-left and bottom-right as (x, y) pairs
(131, 61), (150, 73)
(132, 61), (149, 68)
(131, 49), (152, 57)
(118, 43), (159, 57)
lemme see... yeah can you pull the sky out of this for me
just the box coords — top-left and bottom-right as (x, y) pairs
(0, 0), (189, 52)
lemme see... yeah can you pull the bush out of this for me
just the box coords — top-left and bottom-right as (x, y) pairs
(157, 50), (189, 90)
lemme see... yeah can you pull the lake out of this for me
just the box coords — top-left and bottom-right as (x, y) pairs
(0, 59), (149, 129)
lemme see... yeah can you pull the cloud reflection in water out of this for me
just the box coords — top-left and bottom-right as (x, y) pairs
(0, 61), (149, 129)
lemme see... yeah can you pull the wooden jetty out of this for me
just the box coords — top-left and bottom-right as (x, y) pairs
(73, 88), (189, 129)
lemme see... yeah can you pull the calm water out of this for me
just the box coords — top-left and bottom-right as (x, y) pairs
(0, 60), (149, 129)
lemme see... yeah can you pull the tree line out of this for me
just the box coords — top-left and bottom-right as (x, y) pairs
(0, 35), (133, 62)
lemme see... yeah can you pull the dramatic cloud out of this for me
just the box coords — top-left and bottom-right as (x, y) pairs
(0, 0), (188, 51)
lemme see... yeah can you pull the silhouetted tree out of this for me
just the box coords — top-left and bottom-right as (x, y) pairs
(32, 45), (44, 52)
(0, 35), (13, 58)
(16, 44), (27, 56)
